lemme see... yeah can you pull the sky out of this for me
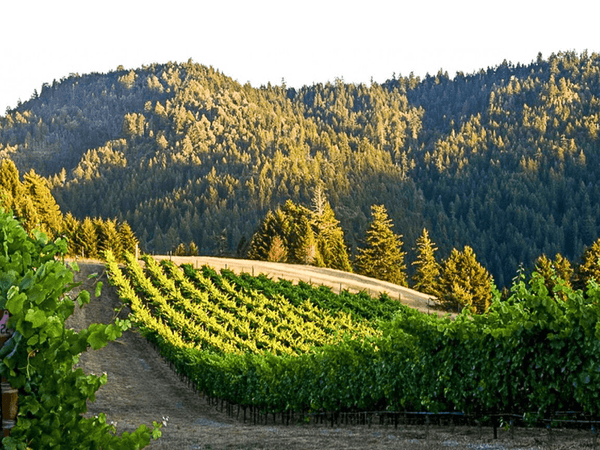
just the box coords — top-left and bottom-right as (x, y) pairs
(1, 0), (599, 113)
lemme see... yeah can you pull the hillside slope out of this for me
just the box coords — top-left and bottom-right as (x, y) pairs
(153, 255), (437, 314)
(2, 51), (600, 286)
(66, 262), (588, 449)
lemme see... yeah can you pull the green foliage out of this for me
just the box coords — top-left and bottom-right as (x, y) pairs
(0, 209), (161, 448)
(354, 204), (407, 285)
(293, 214), (318, 264)
(173, 242), (187, 256)
(118, 220), (139, 258)
(3, 52), (600, 286)
(77, 217), (98, 259)
(411, 228), (441, 297)
(575, 237), (600, 289)
(94, 218), (122, 260)
(535, 253), (573, 298)
(249, 198), (351, 270)
(312, 202), (352, 272)
(22, 169), (63, 238)
(106, 252), (378, 356)
(171, 241), (199, 256)
(217, 268), (406, 324)
(112, 255), (600, 419)
(0, 161), (63, 238)
(0, 162), (140, 262)
(439, 245), (493, 313)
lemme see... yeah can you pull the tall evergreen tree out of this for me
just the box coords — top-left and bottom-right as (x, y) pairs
(187, 241), (199, 256)
(267, 235), (287, 262)
(248, 210), (285, 261)
(61, 212), (81, 256)
(535, 253), (573, 297)
(280, 200), (316, 264)
(0, 159), (22, 212)
(76, 217), (98, 259)
(16, 195), (40, 235)
(94, 218), (122, 260)
(23, 169), (63, 238)
(411, 228), (441, 297)
(439, 245), (492, 314)
(312, 202), (351, 271)
(294, 214), (318, 264)
(118, 221), (139, 259)
(554, 253), (574, 287)
(575, 238), (600, 290)
(354, 204), (407, 286)
(173, 243), (187, 256)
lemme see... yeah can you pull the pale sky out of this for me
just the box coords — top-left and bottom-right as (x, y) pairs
(1, 0), (598, 113)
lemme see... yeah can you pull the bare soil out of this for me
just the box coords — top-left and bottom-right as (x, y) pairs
(65, 260), (593, 450)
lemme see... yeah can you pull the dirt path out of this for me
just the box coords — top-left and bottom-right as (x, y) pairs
(64, 261), (590, 449)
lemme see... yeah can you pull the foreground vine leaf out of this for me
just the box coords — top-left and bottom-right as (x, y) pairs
(0, 208), (162, 449)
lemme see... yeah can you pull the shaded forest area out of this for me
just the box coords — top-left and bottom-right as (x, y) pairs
(1, 51), (600, 287)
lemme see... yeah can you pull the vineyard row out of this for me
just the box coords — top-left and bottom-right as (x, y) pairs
(105, 250), (600, 423)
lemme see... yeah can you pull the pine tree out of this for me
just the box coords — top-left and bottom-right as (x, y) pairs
(94, 218), (122, 259)
(77, 217), (98, 259)
(248, 210), (284, 261)
(294, 214), (318, 264)
(554, 253), (574, 286)
(312, 202), (352, 271)
(0, 159), (22, 212)
(62, 212), (81, 256)
(16, 196), (41, 235)
(411, 228), (441, 297)
(280, 200), (314, 264)
(118, 221), (139, 259)
(354, 204), (407, 285)
(575, 238), (600, 289)
(535, 253), (573, 297)
(187, 241), (199, 256)
(236, 236), (250, 258)
(23, 169), (63, 238)
(173, 243), (187, 256)
(439, 246), (492, 314)
(267, 235), (287, 262)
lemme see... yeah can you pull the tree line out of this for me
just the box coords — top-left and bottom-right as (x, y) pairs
(4, 154), (600, 315)
(0, 159), (138, 261)
(246, 190), (600, 314)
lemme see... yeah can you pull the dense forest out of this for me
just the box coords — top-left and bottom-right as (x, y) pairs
(1, 51), (600, 287)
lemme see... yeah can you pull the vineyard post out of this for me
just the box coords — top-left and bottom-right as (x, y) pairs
(492, 414), (498, 439)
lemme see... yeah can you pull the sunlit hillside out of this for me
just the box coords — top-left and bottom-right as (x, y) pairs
(1, 51), (600, 286)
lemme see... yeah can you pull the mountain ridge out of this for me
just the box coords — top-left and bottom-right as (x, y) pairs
(1, 50), (599, 286)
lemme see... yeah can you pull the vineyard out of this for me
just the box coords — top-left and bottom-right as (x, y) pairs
(105, 250), (600, 440)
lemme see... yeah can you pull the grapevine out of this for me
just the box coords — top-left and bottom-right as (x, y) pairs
(0, 209), (162, 449)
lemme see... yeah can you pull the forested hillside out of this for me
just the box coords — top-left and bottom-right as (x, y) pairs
(1, 51), (600, 286)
